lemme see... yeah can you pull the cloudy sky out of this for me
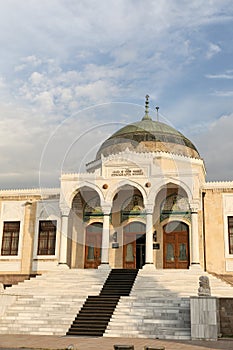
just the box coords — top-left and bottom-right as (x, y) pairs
(0, 0), (233, 189)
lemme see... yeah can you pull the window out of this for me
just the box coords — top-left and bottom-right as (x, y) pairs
(37, 220), (56, 255)
(1, 221), (20, 256)
(124, 222), (146, 233)
(228, 217), (233, 254)
(164, 221), (188, 233)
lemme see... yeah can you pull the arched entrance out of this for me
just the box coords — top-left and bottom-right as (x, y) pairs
(163, 221), (189, 269)
(84, 223), (102, 269)
(123, 222), (146, 269)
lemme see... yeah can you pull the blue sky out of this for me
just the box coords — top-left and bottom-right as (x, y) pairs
(0, 0), (233, 188)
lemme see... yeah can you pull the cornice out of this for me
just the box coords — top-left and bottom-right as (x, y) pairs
(88, 149), (204, 164)
(0, 188), (60, 197)
(203, 181), (233, 190)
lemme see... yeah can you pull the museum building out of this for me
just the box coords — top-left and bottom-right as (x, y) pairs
(0, 97), (233, 285)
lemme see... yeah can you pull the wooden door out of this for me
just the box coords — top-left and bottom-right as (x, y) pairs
(163, 222), (189, 269)
(136, 234), (146, 269)
(84, 226), (102, 269)
(123, 233), (136, 269)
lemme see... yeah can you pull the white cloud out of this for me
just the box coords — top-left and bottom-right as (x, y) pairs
(206, 73), (233, 79)
(205, 43), (221, 59)
(34, 91), (55, 111)
(14, 55), (42, 72)
(30, 72), (44, 85)
(212, 90), (233, 97)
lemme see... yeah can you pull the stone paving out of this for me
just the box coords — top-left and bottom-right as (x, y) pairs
(0, 335), (233, 350)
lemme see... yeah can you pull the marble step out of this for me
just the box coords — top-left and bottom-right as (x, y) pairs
(107, 321), (189, 329)
(104, 328), (191, 340)
(0, 269), (110, 336)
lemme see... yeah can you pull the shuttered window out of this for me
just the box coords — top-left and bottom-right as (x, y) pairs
(37, 220), (56, 255)
(1, 221), (20, 256)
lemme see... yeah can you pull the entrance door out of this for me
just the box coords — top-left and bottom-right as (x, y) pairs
(123, 222), (146, 269)
(84, 223), (102, 269)
(136, 234), (146, 269)
(123, 233), (136, 269)
(163, 221), (189, 269)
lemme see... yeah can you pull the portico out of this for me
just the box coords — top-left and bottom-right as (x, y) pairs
(58, 142), (205, 270)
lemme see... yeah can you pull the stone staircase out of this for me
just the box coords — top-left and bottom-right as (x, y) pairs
(0, 268), (109, 335)
(67, 269), (138, 336)
(105, 296), (191, 339)
(104, 268), (233, 340)
(0, 267), (232, 339)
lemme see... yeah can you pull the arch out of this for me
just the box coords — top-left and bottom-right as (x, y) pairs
(148, 178), (193, 205)
(105, 179), (148, 206)
(83, 217), (104, 227)
(111, 184), (146, 226)
(123, 221), (146, 233)
(72, 186), (104, 223)
(160, 216), (191, 229)
(68, 181), (105, 209)
(121, 217), (146, 228)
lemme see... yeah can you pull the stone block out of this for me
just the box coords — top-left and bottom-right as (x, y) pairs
(190, 296), (219, 340)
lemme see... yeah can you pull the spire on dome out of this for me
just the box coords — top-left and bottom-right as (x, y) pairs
(142, 94), (152, 121)
(156, 106), (159, 121)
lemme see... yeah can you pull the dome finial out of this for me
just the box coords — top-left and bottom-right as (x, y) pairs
(156, 106), (159, 121)
(142, 94), (152, 120)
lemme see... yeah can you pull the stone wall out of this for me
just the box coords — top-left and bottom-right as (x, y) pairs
(219, 298), (233, 337)
(204, 189), (226, 274)
(0, 273), (38, 286)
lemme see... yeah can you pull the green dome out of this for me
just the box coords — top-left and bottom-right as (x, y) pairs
(96, 117), (200, 159)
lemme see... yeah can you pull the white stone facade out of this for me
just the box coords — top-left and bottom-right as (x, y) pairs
(0, 126), (233, 284)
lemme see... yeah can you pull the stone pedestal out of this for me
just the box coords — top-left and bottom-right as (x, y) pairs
(142, 263), (156, 272)
(190, 296), (220, 340)
(189, 264), (202, 272)
(98, 263), (111, 270)
(57, 263), (69, 269)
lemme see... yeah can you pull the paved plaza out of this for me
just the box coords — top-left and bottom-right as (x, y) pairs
(0, 335), (232, 350)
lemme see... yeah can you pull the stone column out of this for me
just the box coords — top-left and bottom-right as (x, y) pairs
(144, 206), (155, 270)
(21, 201), (37, 275)
(190, 201), (201, 269)
(59, 206), (70, 267)
(99, 206), (111, 270)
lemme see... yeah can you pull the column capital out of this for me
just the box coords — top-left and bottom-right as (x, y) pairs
(190, 199), (200, 213)
(60, 206), (70, 217)
(144, 204), (154, 215)
(101, 205), (112, 215)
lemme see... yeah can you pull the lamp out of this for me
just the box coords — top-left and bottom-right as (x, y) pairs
(112, 231), (117, 242)
(112, 232), (119, 249)
(153, 231), (157, 242)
